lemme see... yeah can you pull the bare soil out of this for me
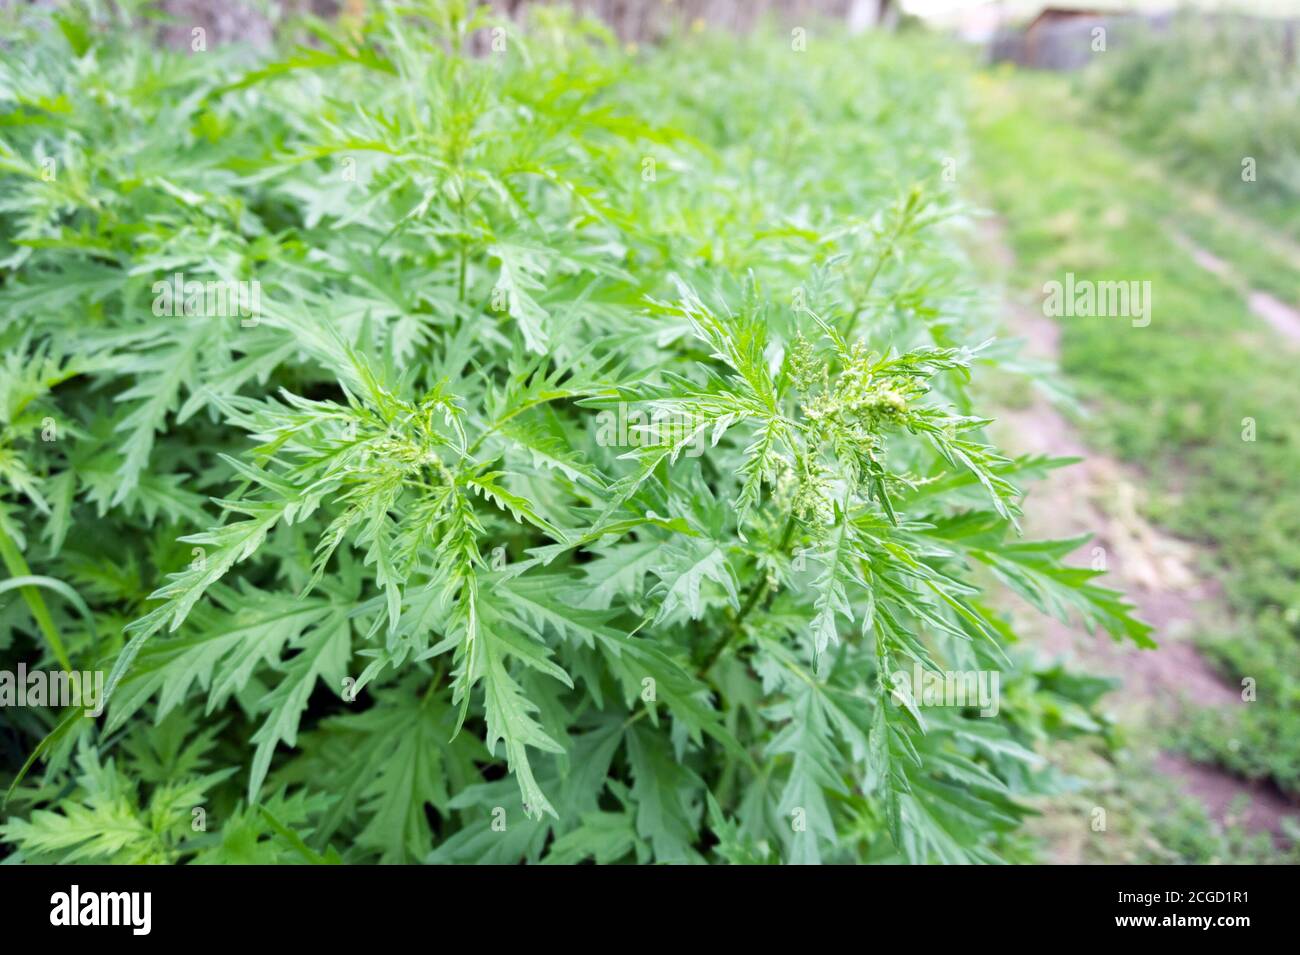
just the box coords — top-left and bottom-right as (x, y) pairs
(1169, 229), (1300, 344)
(977, 215), (1298, 839)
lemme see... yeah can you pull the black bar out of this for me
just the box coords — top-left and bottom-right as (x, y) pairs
(0, 864), (1281, 941)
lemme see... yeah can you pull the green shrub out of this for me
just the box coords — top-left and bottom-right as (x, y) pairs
(0, 0), (1145, 864)
(1082, 13), (1300, 233)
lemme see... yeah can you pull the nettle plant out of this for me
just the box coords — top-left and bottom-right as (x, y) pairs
(0, 1), (1147, 863)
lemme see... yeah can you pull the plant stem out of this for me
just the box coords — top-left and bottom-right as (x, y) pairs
(0, 523), (72, 672)
(457, 244), (467, 304)
(697, 512), (797, 675)
(456, 171), (468, 304)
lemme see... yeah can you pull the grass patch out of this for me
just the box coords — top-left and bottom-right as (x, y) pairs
(971, 71), (1300, 801)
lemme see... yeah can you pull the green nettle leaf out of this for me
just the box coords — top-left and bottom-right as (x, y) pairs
(247, 605), (353, 802)
(648, 538), (739, 626)
(0, 1), (1152, 865)
(808, 508), (864, 661)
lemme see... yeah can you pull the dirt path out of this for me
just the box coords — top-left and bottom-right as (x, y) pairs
(1174, 183), (1300, 275)
(977, 215), (1297, 840)
(1169, 229), (1300, 344)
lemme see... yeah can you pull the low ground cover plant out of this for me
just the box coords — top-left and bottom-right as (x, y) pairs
(0, 1), (1146, 863)
(973, 72), (1300, 804)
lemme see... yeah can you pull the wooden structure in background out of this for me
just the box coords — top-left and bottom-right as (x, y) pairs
(136, 0), (898, 49)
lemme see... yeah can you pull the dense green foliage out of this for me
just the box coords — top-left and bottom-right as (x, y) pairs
(1082, 13), (1300, 238)
(0, 1), (1147, 863)
(973, 74), (1300, 801)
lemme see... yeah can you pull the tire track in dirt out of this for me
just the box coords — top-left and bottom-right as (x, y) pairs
(1168, 229), (1300, 345)
(976, 215), (1297, 839)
